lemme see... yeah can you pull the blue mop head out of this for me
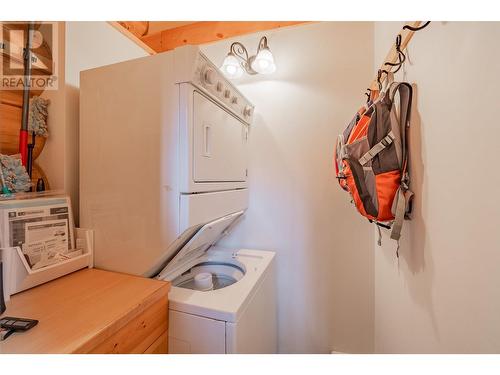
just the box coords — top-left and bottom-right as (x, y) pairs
(0, 154), (31, 192)
(28, 96), (50, 137)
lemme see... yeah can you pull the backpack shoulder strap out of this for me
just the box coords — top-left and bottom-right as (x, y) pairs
(390, 82), (412, 169)
(390, 82), (414, 242)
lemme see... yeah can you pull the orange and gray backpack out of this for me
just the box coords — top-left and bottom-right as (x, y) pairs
(335, 81), (414, 253)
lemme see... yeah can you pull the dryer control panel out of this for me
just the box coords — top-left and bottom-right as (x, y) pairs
(192, 53), (254, 125)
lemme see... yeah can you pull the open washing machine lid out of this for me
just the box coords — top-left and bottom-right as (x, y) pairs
(155, 210), (244, 281)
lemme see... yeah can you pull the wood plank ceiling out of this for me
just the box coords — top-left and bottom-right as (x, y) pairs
(113, 21), (307, 54)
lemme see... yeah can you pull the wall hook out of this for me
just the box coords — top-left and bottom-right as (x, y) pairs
(377, 70), (383, 90)
(403, 21), (431, 32)
(365, 88), (372, 102)
(384, 34), (406, 73)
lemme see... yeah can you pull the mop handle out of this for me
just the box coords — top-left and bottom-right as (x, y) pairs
(19, 22), (35, 166)
(19, 130), (28, 166)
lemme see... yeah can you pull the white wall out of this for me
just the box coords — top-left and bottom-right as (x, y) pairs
(202, 22), (374, 353)
(39, 22), (147, 223)
(374, 22), (500, 353)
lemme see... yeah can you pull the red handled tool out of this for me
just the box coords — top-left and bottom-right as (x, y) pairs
(19, 22), (35, 167)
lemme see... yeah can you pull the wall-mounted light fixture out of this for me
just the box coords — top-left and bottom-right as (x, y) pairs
(220, 36), (276, 79)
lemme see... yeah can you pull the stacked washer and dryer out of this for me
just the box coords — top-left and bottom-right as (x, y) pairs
(79, 46), (277, 353)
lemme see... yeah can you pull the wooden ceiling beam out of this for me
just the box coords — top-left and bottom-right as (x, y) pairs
(141, 21), (308, 53)
(116, 21), (149, 38)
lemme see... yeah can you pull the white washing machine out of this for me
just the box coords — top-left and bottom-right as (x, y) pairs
(154, 211), (277, 353)
(80, 46), (277, 353)
(161, 248), (276, 352)
(167, 249), (277, 354)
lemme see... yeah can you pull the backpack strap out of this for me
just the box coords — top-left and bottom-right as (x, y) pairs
(390, 187), (413, 242)
(381, 72), (395, 95)
(358, 131), (395, 166)
(389, 83), (413, 242)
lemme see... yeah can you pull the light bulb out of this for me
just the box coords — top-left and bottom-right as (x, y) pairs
(251, 48), (276, 74)
(221, 53), (243, 79)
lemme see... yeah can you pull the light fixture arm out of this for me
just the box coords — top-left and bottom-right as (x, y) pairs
(228, 36), (270, 75)
(256, 36), (269, 54)
(229, 42), (250, 62)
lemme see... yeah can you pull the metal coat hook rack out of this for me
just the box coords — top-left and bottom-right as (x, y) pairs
(368, 21), (430, 93)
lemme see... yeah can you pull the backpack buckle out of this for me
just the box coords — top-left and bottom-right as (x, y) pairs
(381, 133), (395, 147)
(401, 172), (410, 190)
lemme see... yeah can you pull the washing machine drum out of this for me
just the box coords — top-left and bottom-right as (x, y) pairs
(173, 261), (245, 291)
(155, 211), (246, 288)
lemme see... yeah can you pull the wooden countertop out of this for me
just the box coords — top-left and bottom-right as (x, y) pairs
(0, 268), (170, 354)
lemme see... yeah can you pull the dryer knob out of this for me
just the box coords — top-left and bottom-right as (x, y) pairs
(243, 105), (253, 117)
(203, 68), (217, 85)
(231, 96), (238, 104)
(216, 82), (223, 92)
(224, 89), (231, 99)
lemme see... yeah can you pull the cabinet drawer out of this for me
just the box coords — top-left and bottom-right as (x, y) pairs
(86, 297), (168, 354)
(144, 332), (168, 354)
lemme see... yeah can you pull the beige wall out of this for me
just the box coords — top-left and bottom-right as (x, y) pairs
(374, 22), (500, 353)
(39, 22), (148, 223)
(202, 22), (374, 353)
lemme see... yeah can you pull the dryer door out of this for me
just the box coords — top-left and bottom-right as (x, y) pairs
(192, 91), (249, 183)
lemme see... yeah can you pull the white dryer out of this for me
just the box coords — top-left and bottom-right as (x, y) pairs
(80, 46), (277, 353)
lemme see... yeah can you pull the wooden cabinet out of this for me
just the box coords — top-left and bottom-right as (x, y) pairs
(0, 269), (170, 354)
